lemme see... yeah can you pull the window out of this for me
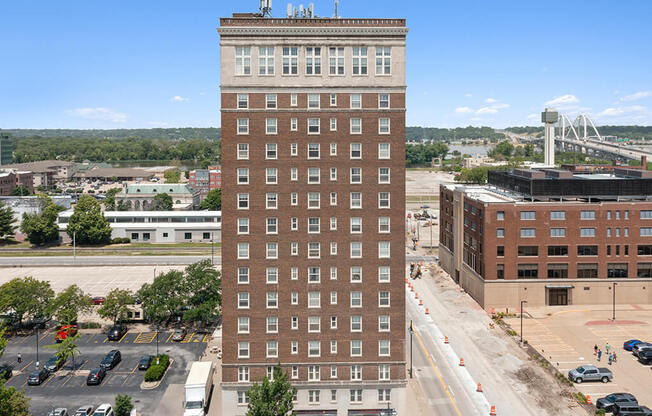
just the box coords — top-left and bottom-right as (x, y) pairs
(267, 366), (275, 381)
(548, 246), (568, 256)
(237, 168), (249, 185)
(377, 217), (390, 233)
(308, 341), (321, 357)
(308, 217), (320, 233)
(548, 263), (568, 279)
(308, 93), (320, 108)
(637, 263), (652, 278)
(497, 211), (505, 220)
(580, 210), (596, 220)
(379, 118), (390, 134)
(379, 291), (390, 307)
(330, 167), (337, 181)
(290, 192), (298, 206)
(379, 241), (390, 258)
(305, 47), (321, 75)
(291, 267), (298, 280)
(350, 266), (362, 283)
(237, 194), (249, 211)
(330, 93), (337, 106)
(350, 93), (362, 109)
(291, 143), (298, 156)
(520, 211), (536, 220)
(308, 292), (320, 308)
(235, 47), (251, 75)
(517, 264), (538, 279)
(641, 210), (652, 219)
(266, 168), (277, 184)
(290, 217), (298, 231)
(238, 218), (249, 234)
(237, 143), (249, 159)
(331, 316), (338, 329)
(350, 242), (362, 258)
(550, 228), (566, 237)
(266, 242), (278, 259)
(350, 142), (362, 158)
(350, 315), (362, 332)
(237, 391), (249, 405)
(330, 118), (337, 131)
(350, 118), (362, 134)
(497, 264), (504, 279)
(330, 242), (337, 255)
(350, 192), (362, 209)
(238, 342), (250, 359)
(497, 246), (504, 256)
(378, 389), (391, 402)
(378, 143), (390, 159)
(378, 266), (390, 283)
(329, 47), (344, 75)
(308, 118), (320, 134)
(237, 243), (249, 259)
(350, 389), (363, 403)
(291, 316), (298, 329)
(497, 228), (505, 238)
(238, 267), (249, 284)
(237, 118), (249, 134)
(308, 192), (320, 209)
(266, 341), (278, 358)
(308, 316), (321, 333)
(330, 143), (337, 156)
(291, 341), (298, 354)
(642, 227), (652, 236)
(291, 116), (298, 130)
(379, 192), (390, 208)
(308, 143), (320, 159)
(580, 228), (596, 237)
(577, 263), (598, 278)
(520, 228), (535, 238)
(350, 167), (362, 184)
(351, 365), (362, 381)
(331, 267), (338, 280)
(351, 340), (362, 357)
(330, 291), (337, 305)
(307, 168), (320, 184)
(290, 93), (297, 106)
(376, 46), (391, 74)
(608, 263), (628, 278)
(350, 217), (362, 233)
(238, 365), (249, 380)
(290, 167), (298, 181)
(351, 291), (362, 308)
(266, 118), (277, 134)
(258, 47), (274, 75)
(266, 316), (278, 333)
(308, 365), (320, 381)
(266, 94), (277, 109)
(330, 217), (337, 230)
(266, 267), (278, 283)
(379, 364), (390, 380)
(517, 246), (538, 256)
(238, 317), (249, 334)
(282, 46), (298, 75)
(578, 245), (598, 256)
(237, 94), (248, 109)
(550, 210), (565, 220)
(378, 93), (390, 108)
(308, 266), (320, 282)
(266, 292), (278, 308)
(266, 193), (278, 209)
(352, 47), (368, 75)
(291, 365), (298, 378)
(379, 340), (390, 356)
(639, 245), (652, 255)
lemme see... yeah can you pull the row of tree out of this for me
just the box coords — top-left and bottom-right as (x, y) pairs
(406, 142), (450, 167)
(406, 126), (506, 142)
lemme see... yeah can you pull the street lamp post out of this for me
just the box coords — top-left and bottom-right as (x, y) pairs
(73, 231), (76, 263)
(408, 320), (413, 379)
(36, 326), (39, 365)
(612, 282), (618, 321)
(520, 300), (528, 344)
(156, 323), (159, 357)
(211, 232), (214, 265)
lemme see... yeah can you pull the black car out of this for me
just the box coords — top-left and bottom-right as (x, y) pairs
(639, 350), (652, 364)
(44, 355), (65, 372)
(597, 393), (638, 412)
(100, 350), (121, 370)
(86, 367), (106, 385)
(613, 402), (652, 416)
(27, 368), (49, 385)
(107, 325), (127, 341)
(0, 363), (14, 380)
(138, 355), (154, 370)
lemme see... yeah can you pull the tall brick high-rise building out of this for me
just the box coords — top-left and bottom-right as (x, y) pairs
(218, 8), (408, 415)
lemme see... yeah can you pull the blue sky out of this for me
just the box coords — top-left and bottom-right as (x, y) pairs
(1, 0), (650, 129)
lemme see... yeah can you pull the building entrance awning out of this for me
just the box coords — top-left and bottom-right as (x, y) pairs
(545, 284), (574, 289)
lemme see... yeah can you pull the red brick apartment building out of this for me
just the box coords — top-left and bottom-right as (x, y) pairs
(189, 166), (222, 198)
(218, 10), (408, 416)
(440, 167), (652, 309)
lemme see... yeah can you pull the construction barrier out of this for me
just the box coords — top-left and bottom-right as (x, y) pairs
(476, 383), (482, 392)
(444, 336), (448, 344)
(459, 358), (464, 366)
(586, 395), (591, 405)
(490, 405), (496, 416)
(425, 308), (429, 314)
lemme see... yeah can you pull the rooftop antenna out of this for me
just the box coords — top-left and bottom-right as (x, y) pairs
(333, 0), (339, 18)
(259, 0), (272, 17)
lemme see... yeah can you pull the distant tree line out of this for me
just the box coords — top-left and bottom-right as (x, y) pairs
(505, 126), (544, 136)
(505, 125), (652, 140)
(0, 128), (221, 140)
(406, 142), (449, 167)
(406, 126), (505, 142)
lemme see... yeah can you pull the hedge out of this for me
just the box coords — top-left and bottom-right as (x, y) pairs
(111, 237), (131, 244)
(144, 354), (170, 382)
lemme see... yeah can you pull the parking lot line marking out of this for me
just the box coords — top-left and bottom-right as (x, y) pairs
(182, 331), (196, 343)
(121, 375), (131, 386)
(165, 333), (174, 343)
(103, 337), (108, 343)
(39, 332), (50, 342)
(41, 375), (55, 387)
(19, 361), (33, 372)
(202, 334), (210, 343)
(118, 332), (129, 343)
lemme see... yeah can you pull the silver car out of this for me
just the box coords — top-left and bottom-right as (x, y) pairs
(74, 407), (94, 416)
(171, 328), (187, 342)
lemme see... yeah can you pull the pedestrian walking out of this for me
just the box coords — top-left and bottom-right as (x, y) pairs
(608, 353), (613, 365)
(594, 344), (598, 356)
(606, 342), (611, 354)
(613, 352), (618, 363)
(17, 353), (22, 364)
(597, 349), (602, 362)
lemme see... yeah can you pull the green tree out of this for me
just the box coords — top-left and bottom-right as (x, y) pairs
(182, 260), (222, 326)
(45, 332), (81, 371)
(67, 195), (112, 245)
(488, 140), (514, 159)
(20, 201), (60, 246)
(0, 203), (15, 239)
(138, 270), (185, 325)
(164, 169), (181, 183)
(9, 185), (30, 196)
(153, 193), (173, 211)
(246, 365), (295, 416)
(455, 167), (489, 184)
(199, 189), (221, 210)
(97, 288), (134, 325)
(0, 277), (55, 325)
(115, 394), (134, 416)
(103, 187), (122, 211)
(0, 378), (30, 416)
(50, 284), (92, 324)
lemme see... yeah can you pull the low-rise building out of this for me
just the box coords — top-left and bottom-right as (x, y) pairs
(57, 210), (221, 243)
(74, 167), (154, 182)
(0, 195), (73, 224)
(188, 166), (222, 198)
(114, 183), (200, 210)
(1, 160), (76, 188)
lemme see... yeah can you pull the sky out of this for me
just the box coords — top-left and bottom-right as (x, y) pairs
(1, 0), (651, 129)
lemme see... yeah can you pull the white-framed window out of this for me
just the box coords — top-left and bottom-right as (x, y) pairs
(238, 316), (249, 334)
(378, 241), (390, 258)
(308, 217), (320, 233)
(291, 316), (298, 329)
(330, 291), (337, 305)
(237, 243), (249, 259)
(306, 46), (322, 75)
(520, 228), (535, 238)
(350, 315), (362, 332)
(581, 210), (596, 220)
(308, 168), (320, 184)
(378, 118), (390, 134)
(379, 340), (390, 356)
(520, 211), (536, 220)
(267, 366), (275, 381)
(291, 217), (298, 230)
(378, 389), (391, 402)
(235, 47), (251, 75)
(308, 389), (320, 403)
(378, 217), (390, 233)
(642, 227), (652, 236)
(291, 192), (298, 206)
(350, 291), (362, 308)
(238, 218), (249, 235)
(330, 242), (337, 255)
(308, 118), (320, 134)
(376, 46), (391, 75)
(308, 266), (320, 282)
(266, 267), (278, 283)
(350, 389), (363, 403)
(290, 93), (297, 106)
(329, 47), (344, 75)
(350, 192), (362, 209)
(266, 193), (278, 209)
(350, 93), (362, 109)
(330, 192), (337, 206)
(308, 291), (320, 308)
(238, 342), (250, 359)
(308, 365), (320, 381)
(291, 365), (298, 378)
(237, 391), (249, 405)
(265, 143), (277, 160)
(497, 228), (504, 238)
(330, 93), (337, 106)
(237, 94), (249, 109)
(238, 364), (249, 380)
(581, 228), (596, 237)
(350, 167), (362, 184)
(350, 340), (362, 357)
(238, 292), (250, 309)
(237, 118), (249, 135)
(352, 47), (368, 75)
(350, 217), (362, 233)
(291, 167), (298, 181)
(308, 93), (320, 108)
(379, 93), (390, 108)
(290, 117), (298, 131)
(266, 341), (278, 358)
(351, 365), (362, 381)
(330, 316), (338, 329)
(238, 193), (249, 210)
(350, 118), (362, 134)
(378, 142), (390, 159)
(266, 118), (277, 134)
(291, 267), (298, 280)
(308, 341), (321, 357)
(330, 341), (337, 355)
(266, 167), (278, 184)
(378, 364), (390, 380)
(350, 266), (362, 283)
(379, 192), (390, 208)
(258, 47), (274, 75)
(291, 143), (298, 156)
(550, 228), (566, 237)
(379, 291), (390, 307)
(350, 142), (362, 158)
(237, 143), (249, 159)
(308, 143), (320, 159)
(308, 316), (321, 333)
(266, 242), (278, 259)
(330, 266), (338, 280)
(378, 167), (390, 183)
(266, 291), (278, 308)
(266, 93), (277, 109)
(291, 341), (298, 354)
(330, 167), (337, 181)
(282, 46), (298, 75)
(238, 267), (249, 284)
(330, 217), (337, 230)
(378, 315), (390, 331)
(308, 192), (320, 209)
(266, 316), (278, 333)
(378, 266), (390, 283)
(291, 291), (298, 305)
(237, 168), (249, 184)
(330, 143), (337, 156)
(330, 117), (337, 131)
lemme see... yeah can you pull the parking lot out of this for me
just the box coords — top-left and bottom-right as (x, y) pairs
(505, 305), (652, 407)
(0, 329), (207, 414)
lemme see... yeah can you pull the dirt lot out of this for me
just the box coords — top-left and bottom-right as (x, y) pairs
(505, 306), (652, 408)
(406, 169), (455, 196)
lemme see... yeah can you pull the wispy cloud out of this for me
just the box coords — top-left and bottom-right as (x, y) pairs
(464, 93), (472, 98)
(170, 95), (188, 102)
(476, 101), (510, 114)
(476, 107), (498, 114)
(67, 107), (127, 123)
(527, 113), (538, 120)
(598, 105), (647, 117)
(545, 94), (579, 108)
(455, 106), (473, 114)
(485, 98), (498, 103)
(620, 91), (652, 102)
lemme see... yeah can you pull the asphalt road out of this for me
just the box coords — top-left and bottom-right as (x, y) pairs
(0, 254), (437, 266)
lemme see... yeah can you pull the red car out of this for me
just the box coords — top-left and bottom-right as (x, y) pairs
(55, 325), (78, 342)
(92, 296), (105, 305)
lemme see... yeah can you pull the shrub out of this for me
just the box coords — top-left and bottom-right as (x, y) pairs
(506, 329), (517, 336)
(573, 392), (587, 405)
(596, 409), (606, 415)
(80, 322), (101, 329)
(144, 354), (170, 382)
(111, 237), (131, 244)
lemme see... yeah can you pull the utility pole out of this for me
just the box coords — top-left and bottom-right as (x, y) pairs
(73, 231), (76, 262)
(409, 320), (413, 378)
(211, 232), (215, 266)
(612, 282), (617, 321)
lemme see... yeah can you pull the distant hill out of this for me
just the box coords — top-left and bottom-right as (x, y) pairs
(406, 126), (505, 142)
(0, 128), (221, 141)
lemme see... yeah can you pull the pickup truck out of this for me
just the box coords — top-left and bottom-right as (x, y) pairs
(568, 365), (612, 383)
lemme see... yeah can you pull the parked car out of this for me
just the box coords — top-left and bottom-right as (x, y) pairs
(567, 365), (612, 383)
(100, 350), (121, 370)
(138, 355), (154, 370)
(633, 343), (652, 357)
(0, 363), (13, 380)
(27, 368), (50, 385)
(74, 406), (94, 416)
(597, 393), (638, 412)
(44, 355), (65, 372)
(91, 297), (105, 305)
(86, 367), (106, 385)
(91, 404), (114, 416)
(55, 325), (78, 342)
(46, 409), (68, 416)
(107, 325), (127, 341)
(171, 328), (187, 342)
(638, 349), (652, 364)
(624, 339), (643, 351)
(613, 402), (652, 416)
